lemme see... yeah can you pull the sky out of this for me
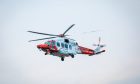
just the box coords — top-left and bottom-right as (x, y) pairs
(0, 0), (140, 84)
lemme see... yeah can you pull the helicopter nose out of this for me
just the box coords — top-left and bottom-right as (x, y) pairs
(37, 44), (48, 49)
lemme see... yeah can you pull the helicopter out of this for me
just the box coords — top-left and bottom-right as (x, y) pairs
(28, 24), (105, 61)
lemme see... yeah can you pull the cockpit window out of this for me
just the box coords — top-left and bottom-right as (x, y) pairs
(52, 41), (55, 46)
(45, 41), (51, 45)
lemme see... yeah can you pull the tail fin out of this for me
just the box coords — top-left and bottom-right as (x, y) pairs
(93, 37), (106, 54)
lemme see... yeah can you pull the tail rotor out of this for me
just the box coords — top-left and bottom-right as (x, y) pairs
(93, 37), (106, 54)
(93, 37), (104, 47)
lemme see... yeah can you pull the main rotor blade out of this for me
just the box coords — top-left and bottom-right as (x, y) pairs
(28, 37), (56, 42)
(28, 31), (59, 36)
(63, 24), (75, 35)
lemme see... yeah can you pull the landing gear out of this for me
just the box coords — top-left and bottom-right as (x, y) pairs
(70, 54), (74, 58)
(45, 49), (50, 55)
(45, 52), (47, 55)
(61, 57), (64, 61)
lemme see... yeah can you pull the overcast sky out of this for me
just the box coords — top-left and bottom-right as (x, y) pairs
(0, 0), (140, 84)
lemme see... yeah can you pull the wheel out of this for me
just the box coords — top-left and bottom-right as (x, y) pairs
(71, 54), (74, 58)
(61, 57), (64, 61)
(45, 52), (47, 55)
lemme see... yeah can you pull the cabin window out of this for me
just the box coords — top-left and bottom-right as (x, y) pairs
(57, 42), (60, 47)
(61, 43), (64, 48)
(65, 44), (68, 49)
(69, 45), (72, 50)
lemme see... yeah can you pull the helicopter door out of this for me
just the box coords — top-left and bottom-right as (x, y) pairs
(59, 42), (68, 54)
(50, 40), (57, 51)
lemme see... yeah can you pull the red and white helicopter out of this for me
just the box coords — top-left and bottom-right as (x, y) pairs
(28, 24), (105, 61)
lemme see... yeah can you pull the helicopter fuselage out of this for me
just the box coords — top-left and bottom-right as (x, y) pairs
(37, 37), (105, 61)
